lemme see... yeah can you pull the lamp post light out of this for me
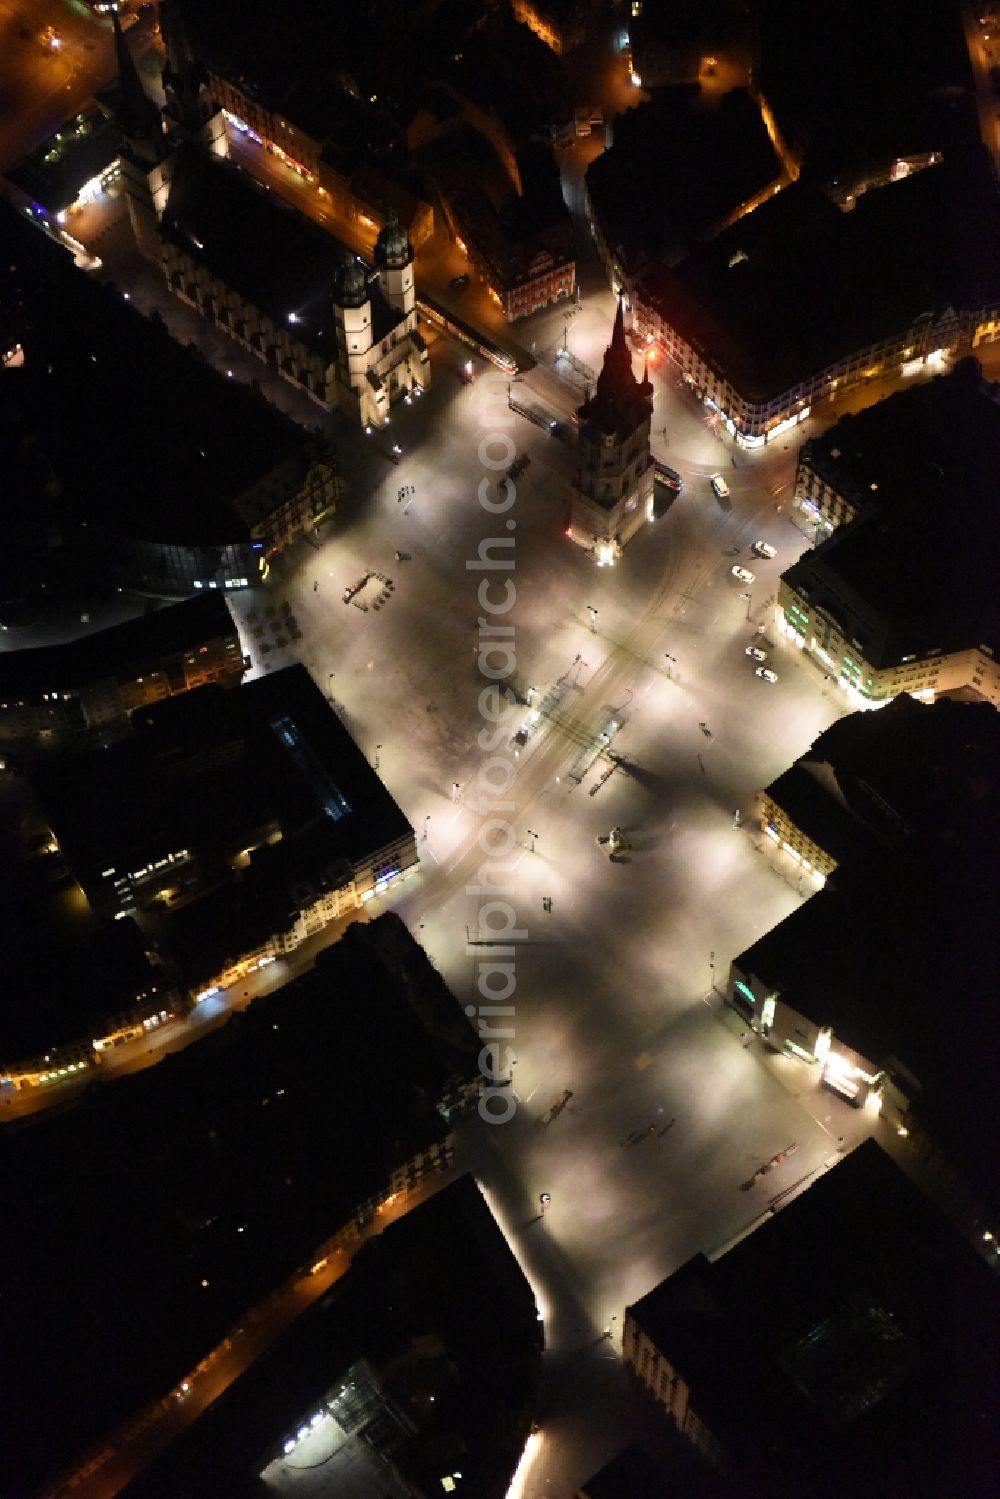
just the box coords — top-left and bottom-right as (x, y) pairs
(526, 828), (539, 853)
(587, 605), (598, 632)
(738, 590), (753, 622)
(327, 672), (335, 702)
(452, 781), (461, 804)
(663, 653), (677, 677)
(422, 815), (431, 842)
(374, 743), (382, 771)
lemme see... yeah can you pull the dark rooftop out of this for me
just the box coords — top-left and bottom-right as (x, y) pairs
(1, 914), (477, 1494)
(0, 888), (159, 1061)
(736, 812), (1000, 1210)
(586, 87), (779, 274)
(121, 1176), (540, 1499)
(757, 0), (980, 181)
(636, 150), (1000, 403)
(783, 364), (1000, 666)
(160, 148), (403, 351)
(0, 204), (317, 548)
(0, 593), (238, 701)
(35, 664), (413, 901)
(3, 104), (122, 213)
(628, 1141), (1000, 1498)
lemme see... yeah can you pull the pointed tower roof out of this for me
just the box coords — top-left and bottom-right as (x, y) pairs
(374, 214), (412, 271)
(111, 9), (163, 161)
(576, 300), (653, 436)
(161, 0), (207, 133)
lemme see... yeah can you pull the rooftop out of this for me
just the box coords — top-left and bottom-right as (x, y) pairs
(783, 364), (1000, 665)
(636, 150), (1000, 403)
(0, 593), (238, 702)
(160, 149), (404, 351)
(449, 141), (575, 293)
(628, 1141), (1000, 1497)
(3, 104), (122, 213)
(736, 811), (1000, 1209)
(757, 0), (980, 181)
(1, 914), (477, 1494)
(34, 664), (413, 906)
(0, 204), (319, 548)
(586, 87), (780, 274)
(122, 1176), (540, 1499)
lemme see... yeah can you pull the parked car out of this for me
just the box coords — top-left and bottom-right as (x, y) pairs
(752, 539), (777, 559)
(710, 473), (729, 498)
(449, 273), (470, 290)
(732, 565), (755, 584)
(746, 646), (767, 662)
(756, 667), (778, 683)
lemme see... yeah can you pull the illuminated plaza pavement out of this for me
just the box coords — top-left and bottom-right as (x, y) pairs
(222, 321), (884, 1491)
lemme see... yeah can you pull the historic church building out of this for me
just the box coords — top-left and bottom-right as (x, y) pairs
(113, 1), (429, 428)
(568, 303), (654, 562)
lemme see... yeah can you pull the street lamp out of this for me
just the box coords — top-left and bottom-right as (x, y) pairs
(374, 743), (382, 771)
(664, 652), (677, 678)
(327, 672), (335, 702)
(738, 590), (752, 622)
(422, 815), (431, 842)
(452, 781), (461, 804)
(526, 828), (539, 853)
(587, 605), (598, 631)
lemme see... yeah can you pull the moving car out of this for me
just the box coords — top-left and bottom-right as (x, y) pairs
(731, 565), (755, 583)
(756, 667), (778, 683)
(746, 646), (767, 662)
(710, 474), (729, 498)
(752, 540), (777, 559)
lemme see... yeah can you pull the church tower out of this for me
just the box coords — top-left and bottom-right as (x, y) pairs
(569, 301), (655, 562)
(331, 252), (384, 425)
(160, 0), (226, 154)
(111, 9), (172, 255)
(374, 215), (415, 320)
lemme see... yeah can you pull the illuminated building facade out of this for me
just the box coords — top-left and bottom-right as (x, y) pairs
(631, 157), (1000, 446)
(2, 104), (122, 228)
(0, 594), (245, 746)
(510, 0), (587, 55)
(568, 302), (655, 562)
(777, 361), (1000, 709)
(156, 149), (429, 427)
(33, 666), (417, 1002)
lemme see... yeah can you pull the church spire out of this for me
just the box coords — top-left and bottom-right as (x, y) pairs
(575, 298), (653, 436)
(112, 8), (163, 161)
(161, 0), (207, 135)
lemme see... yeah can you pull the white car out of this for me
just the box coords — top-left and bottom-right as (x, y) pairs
(746, 646), (767, 662)
(731, 565), (755, 584)
(710, 474), (730, 498)
(752, 540), (777, 559)
(756, 667), (778, 683)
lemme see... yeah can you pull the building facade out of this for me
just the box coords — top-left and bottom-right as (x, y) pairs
(510, 0), (587, 55)
(0, 595), (245, 746)
(568, 302), (655, 562)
